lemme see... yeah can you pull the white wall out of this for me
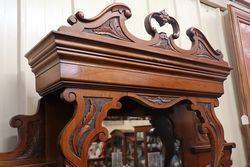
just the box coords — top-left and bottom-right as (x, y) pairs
(0, 0), (18, 151)
(0, 0), (247, 166)
(199, 3), (247, 166)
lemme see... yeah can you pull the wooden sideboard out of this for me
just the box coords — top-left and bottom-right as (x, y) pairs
(0, 3), (235, 167)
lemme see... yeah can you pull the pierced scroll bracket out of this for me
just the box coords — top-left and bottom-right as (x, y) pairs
(59, 89), (122, 167)
(144, 10), (180, 39)
(191, 100), (225, 167)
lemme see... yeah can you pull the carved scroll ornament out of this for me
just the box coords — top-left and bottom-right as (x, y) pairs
(60, 89), (122, 167)
(0, 100), (45, 166)
(59, 3), (224, 62)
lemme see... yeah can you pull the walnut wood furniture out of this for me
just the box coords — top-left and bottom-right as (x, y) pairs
(0, 3), (235, 167)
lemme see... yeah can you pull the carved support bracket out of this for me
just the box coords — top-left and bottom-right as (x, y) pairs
(59, 89), (122, 167)
(191, 100), (225, 167)
(0, 99), (45, 166)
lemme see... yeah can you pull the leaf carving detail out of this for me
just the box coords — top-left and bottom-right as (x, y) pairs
(141, 95), (178, 105)
(73, 99), (96, 156)
(87, 18), (130, 41)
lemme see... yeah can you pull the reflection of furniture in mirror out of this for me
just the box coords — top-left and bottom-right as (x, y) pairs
(134, 126), (154, 167)
(0, 3), (235, 167)
(106, 125), (163, 167)
(226, 4), (249, 163)
(98, 125), (167, 167)
(108, 129), (135, 166)
(88, 142), (106, 166)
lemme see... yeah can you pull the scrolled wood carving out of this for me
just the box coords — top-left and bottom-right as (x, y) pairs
(139, 95), (179, 105)
(72, 98), (112, 157)
(0, 99), (45, 164)
(145, 10), (180, 39)
(86, 17), (131, 41)
(191, 100), (225, 167)
(59, 3), (224, 62)
(60, 89), (122, 167)
(129, 93), (185, 109)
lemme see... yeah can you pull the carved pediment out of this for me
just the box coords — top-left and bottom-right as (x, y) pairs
(59, 3), (224, 62)
(25, 2), (231, 97)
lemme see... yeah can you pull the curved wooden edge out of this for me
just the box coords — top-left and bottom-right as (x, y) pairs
(58, 2), (226, 63)
(59, 89), (122, 166)
(191, 101), (226, 167)
(59, 88), (226, 167)
(0, 99), (45, 164)
(191, 142), (235, 154)
(127, 93), (188, 109)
